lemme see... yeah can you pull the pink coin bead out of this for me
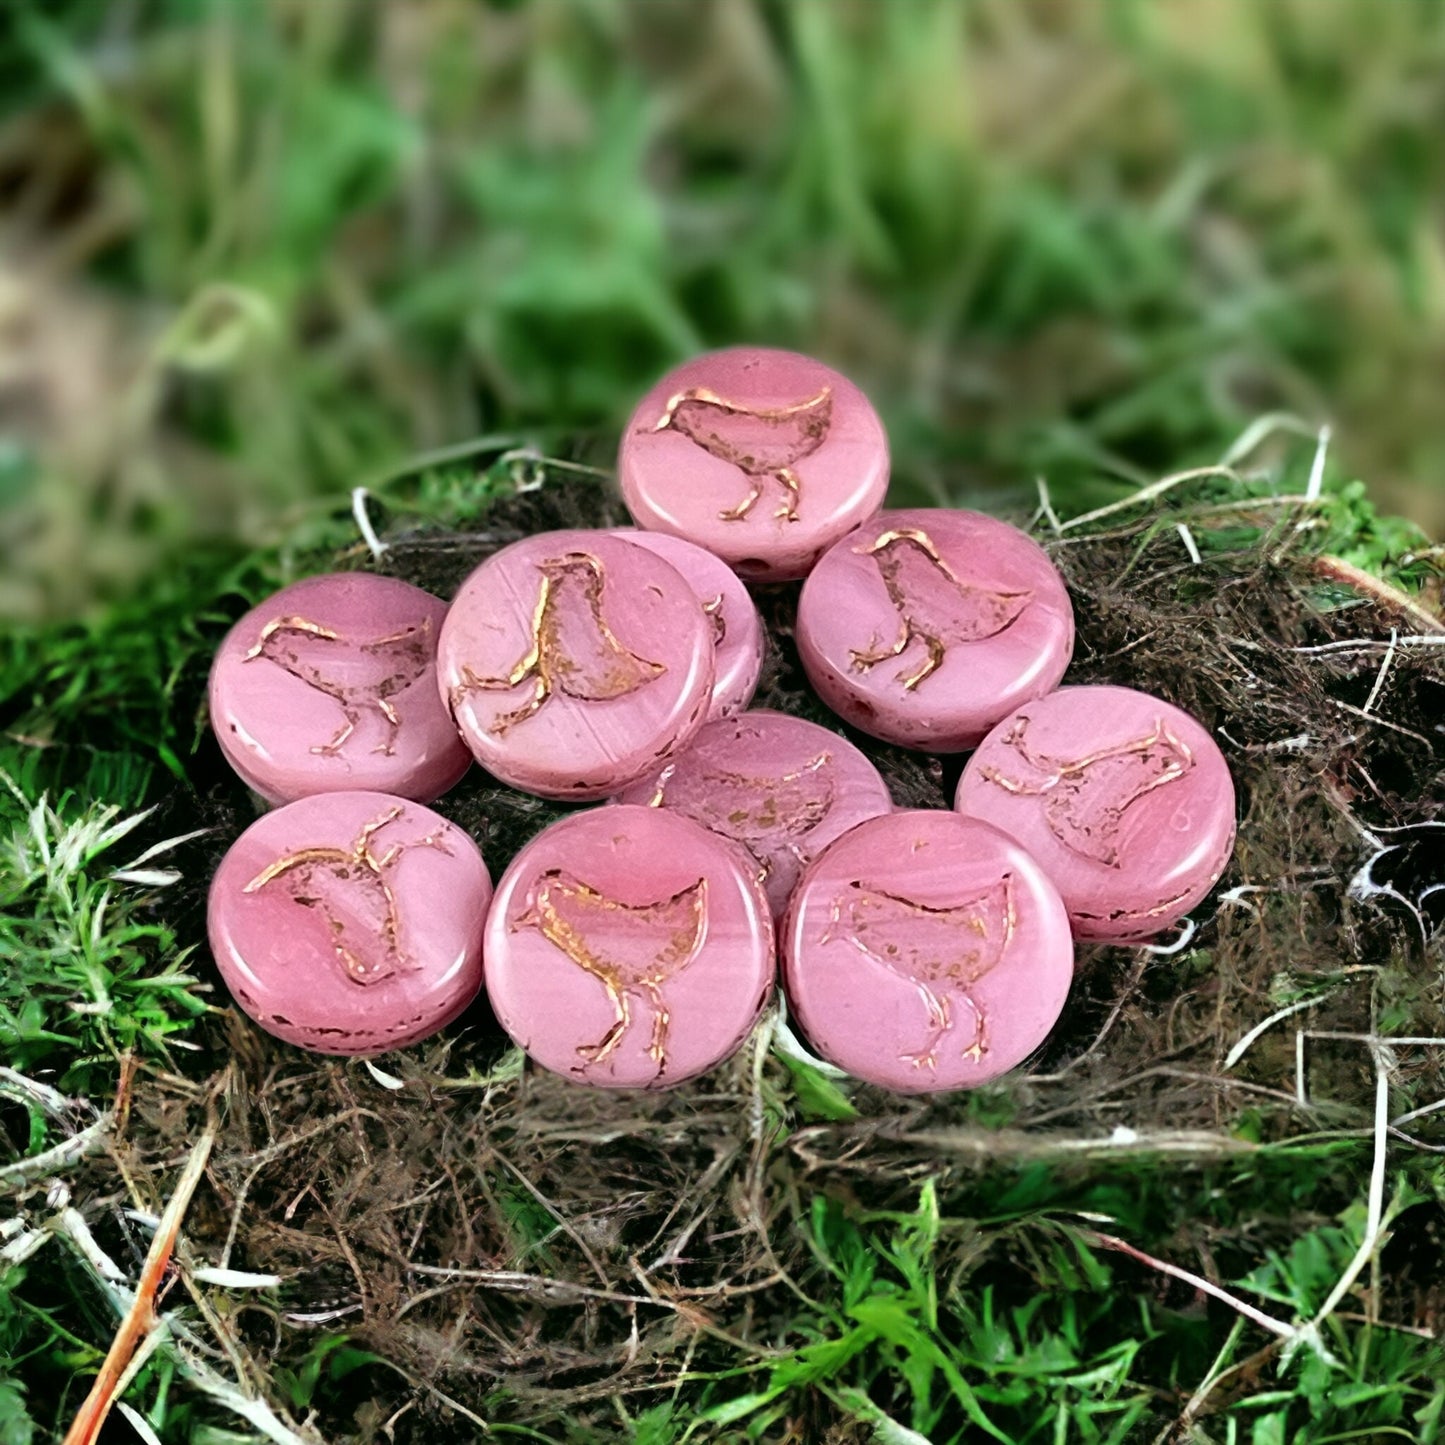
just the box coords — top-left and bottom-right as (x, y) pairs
(955, 685), (1236, 943)
(783, 810), (1074, 1093)
(436, 531), (714, 800)
(618, 346), (889, 582)
(484, 805), (775, 1090)
(609, 528), (764, 719)
(208, 791), (490, 1055)
(796, 508), (1074, 752)
(615, 710), (893, 918)
(209, 573), (472, 805)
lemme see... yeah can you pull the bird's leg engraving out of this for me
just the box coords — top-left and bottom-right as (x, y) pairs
(849, 619), (912, 672)
(577, 981), (631, 1064)
(640, 980), (671, 1068)
(772, 466), (802, 522)
(310, 706), (361, 757)
(896, 633), (945, 692)
(649, 384), (833, 524)
(717, 481), (765, 522)
(374, 698), (402, 755)
(901, 983), (950, 1070)
(895, 986), (987, 1069)
(956, 992), (988, 1062)
(241, 806), (448, 984)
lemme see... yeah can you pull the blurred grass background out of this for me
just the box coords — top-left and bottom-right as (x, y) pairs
(3, 0), (1445, 623)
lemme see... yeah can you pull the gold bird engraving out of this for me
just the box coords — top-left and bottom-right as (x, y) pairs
(649, 384), (833, 523)
(849, 529), (1033, 691)
(978, 714), (1194, 867)
(648, 752), (834, 898)
(243, 806), (453, 985)
(448, 552), (666, 736)
(513, 869), (709, 1072)
(821, 876), (1015, 1069)
(243, 614), (434, 756)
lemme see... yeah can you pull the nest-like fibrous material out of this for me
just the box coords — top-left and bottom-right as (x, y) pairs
(102, 470), (1445, 1437)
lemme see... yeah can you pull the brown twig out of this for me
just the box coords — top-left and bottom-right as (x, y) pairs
(1310, 555), (1445, 634)
(62, 1124), (217, 1445)
(1082, 1230), (1298, 1342)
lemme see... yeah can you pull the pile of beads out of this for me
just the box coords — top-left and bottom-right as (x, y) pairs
(208, 347), (1236, 1093)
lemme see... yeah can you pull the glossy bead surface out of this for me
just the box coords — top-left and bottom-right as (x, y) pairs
(782, 810), (1074, 1092)
(955, 685), (1236, 942)
(484, 805), (775, 1089)
(615, 710), (893, 918)
(209, 573), (471, 805)
(609, 528), (764, 720)
(437, 531), (714, 800)
(796, 508), (1074, 752)
(618, 346), (889, 582)
(208, 791), (490, 1055)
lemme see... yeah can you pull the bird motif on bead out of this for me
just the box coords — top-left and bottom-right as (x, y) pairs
(512, 869), (710, 1072)
(978, 714), (1194, 867)
(448, 552), (667, 737)
(821, 875), (1016, 1070)
(243, 614), (435, 757)
(849, 528), (1033, 691)
(649, 384), (833, 523)
(647, 751), (835, 901)
(243, 806), (454, 986)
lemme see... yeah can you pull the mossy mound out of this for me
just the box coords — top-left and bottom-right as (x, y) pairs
(60, 470), (1445, 1441)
